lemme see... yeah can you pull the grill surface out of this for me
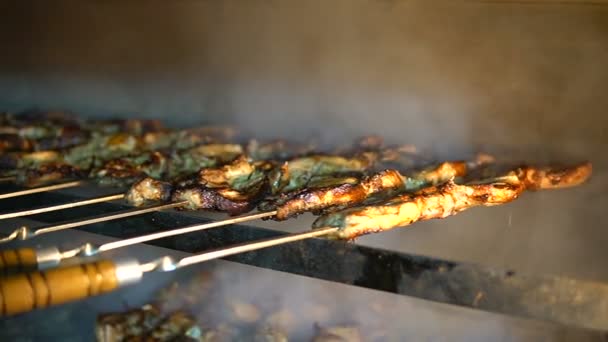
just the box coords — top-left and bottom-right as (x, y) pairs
(1, 184), (607, 333)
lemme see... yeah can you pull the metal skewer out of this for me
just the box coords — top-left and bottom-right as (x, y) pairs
(0, 180), (83, 199)
(3, 210), (278, 271)
(0, 226), (336, 316)
(0, 176), (16, 182)
(0, 201), (189, 244)
(0, 192), (125, 220)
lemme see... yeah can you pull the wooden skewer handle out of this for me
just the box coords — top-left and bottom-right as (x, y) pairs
(0, 248), (38, 275)
(0, 259), (141, 316)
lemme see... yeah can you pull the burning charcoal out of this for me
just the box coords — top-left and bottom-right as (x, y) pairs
(96, 305), (162, 341)
(254, 326), (289, 342)
(312, 324), (362, 342)
(149, 311), (198, 341)
(154, 272), (214, 312)
(228, 299), (261, 323)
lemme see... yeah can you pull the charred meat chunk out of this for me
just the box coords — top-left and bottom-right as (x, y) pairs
(93, 152), (169, 187)
(313, 179), (524, 240)
(16, 163), (84, 187)
(270, 170), (406, 220)
(126, 177), (173, 206)
(168, 144), (244, 179)
(198, 156), (266, 192)
(0, 133), (33, 153)
(171, 185), (257, 215)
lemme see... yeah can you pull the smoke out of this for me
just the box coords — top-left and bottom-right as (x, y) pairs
(141, 261), (600, 341)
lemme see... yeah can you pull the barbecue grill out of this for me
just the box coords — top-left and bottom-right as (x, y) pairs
(1, 1), (608, 341)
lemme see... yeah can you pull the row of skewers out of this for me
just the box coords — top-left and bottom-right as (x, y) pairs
(0, 111), (593, 318)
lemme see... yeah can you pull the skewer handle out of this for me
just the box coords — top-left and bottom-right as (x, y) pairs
(0, 258), (142, 316)
(0, 248), (38, 275)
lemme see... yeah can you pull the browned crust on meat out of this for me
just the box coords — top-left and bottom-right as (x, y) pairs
(516, 162), (592, 190)
(171, 186), (260, 215)
(414, 161), (468, 185)
(274, 169), (405, 220)
(313, 162), (591, 240)
(17, 163), (84, 186)
(125, 177), (173, 206)
(313, 179), (523, 240)
(96, 159), (144, 180)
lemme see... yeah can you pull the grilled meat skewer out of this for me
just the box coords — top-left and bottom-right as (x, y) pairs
(264, 154), (494, 221)
(313, 162), (592, 240)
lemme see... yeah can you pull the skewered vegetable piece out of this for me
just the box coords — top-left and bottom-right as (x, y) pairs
(268, 153), (377, 195)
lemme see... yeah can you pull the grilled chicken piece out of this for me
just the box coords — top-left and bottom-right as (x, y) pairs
(172, 185), (260, 215)
(16, 163), (85, 187)
(411, 161), (468, 185)
(313, 163), (592, 240)
(257, 174), (362, 214)
(198, 156), (266, 192)
(266, 157), (486, 220)
(171, 154), (267, 214)
(0, 133), (34, 152)
(126, 177), (173, 206)
(168, 144), (244, 178)
(313, 178), (523, 240)
(93, 159), (145, 187)
(271, 170), (407, 220)
(93, 152), (169, 187)
(0, 150), (62, 170)
(515, 162), (592, 190)
(268, 153), (377, 195)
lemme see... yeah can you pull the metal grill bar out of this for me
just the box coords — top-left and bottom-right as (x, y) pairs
(1, 187), (607, 331)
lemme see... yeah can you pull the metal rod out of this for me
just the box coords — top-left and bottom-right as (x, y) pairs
(0, 176), (15, 182)
(0, 201), (188, 244)
(99, 210), (277, 252)
(0, 192), (125, 220)
(140, 226), (337, 273)
(0, 180), (83, 199)
(56, 210), (279, 263)
(175, 226), (337, 269)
